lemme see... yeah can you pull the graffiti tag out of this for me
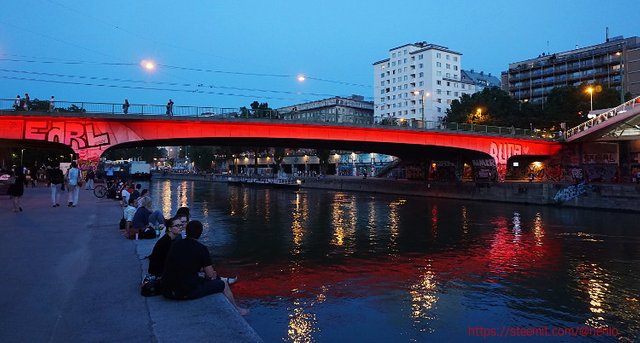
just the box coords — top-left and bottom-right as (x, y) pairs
(489, 142), (530, 164)
(24, 121), (110, 150)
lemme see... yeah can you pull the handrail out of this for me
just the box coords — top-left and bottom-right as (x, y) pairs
(565, 96), (640, 140)
(0, 98), (556, 141)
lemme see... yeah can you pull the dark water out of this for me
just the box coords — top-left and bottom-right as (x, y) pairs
(150, 179), (640, 342)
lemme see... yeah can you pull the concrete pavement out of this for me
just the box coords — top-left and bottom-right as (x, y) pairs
(0, 186), (261, 343)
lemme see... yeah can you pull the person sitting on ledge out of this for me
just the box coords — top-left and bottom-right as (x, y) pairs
(162, 220), (248, 315)
(147, 216), (185, 277)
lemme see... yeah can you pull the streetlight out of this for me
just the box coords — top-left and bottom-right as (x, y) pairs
(140, 59), (156, 71)
(586, 86), (594, 112)
(412, 90), (430, 124)
(20, 149), (25, 166)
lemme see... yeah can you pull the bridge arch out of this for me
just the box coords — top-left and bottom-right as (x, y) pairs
(0, 113), (562, 180)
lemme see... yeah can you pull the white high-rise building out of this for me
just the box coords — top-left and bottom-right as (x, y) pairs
(373, 42), (471, 124)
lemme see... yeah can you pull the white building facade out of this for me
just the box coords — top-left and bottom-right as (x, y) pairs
(373, 42), (471, 124)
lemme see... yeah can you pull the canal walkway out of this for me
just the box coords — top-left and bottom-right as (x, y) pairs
(0, 187), (262, 343)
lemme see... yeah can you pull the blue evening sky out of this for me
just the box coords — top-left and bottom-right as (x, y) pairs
(1, 0), (638, 110)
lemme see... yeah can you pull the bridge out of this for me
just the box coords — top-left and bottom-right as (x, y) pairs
(0, 99), (562, 180)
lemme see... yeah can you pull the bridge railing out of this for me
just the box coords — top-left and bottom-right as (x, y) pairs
(0, 98), (238, 117)
(565, 95), (640, 140)
(0, 98), (555, 140)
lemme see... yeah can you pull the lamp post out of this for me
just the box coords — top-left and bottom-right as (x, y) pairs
(413, 90), (430, 126)
(586, 86), (594, 112)
(20, 149), (25, 166)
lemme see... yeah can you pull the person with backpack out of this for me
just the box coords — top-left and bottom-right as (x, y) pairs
(66, 161), (81, 207)
(47, 165), (64, 207)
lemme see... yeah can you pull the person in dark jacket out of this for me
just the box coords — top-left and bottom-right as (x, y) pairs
(8, 166), (25, 212)
(148, 216), (185, 277)
(162, 220), (248, 315)
(47, 165), (64, 207)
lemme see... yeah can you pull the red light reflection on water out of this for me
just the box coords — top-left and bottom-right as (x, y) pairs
(230, 219), (561, 299)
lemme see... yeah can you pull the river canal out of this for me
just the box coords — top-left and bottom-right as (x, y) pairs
(149, 179), (639, 342)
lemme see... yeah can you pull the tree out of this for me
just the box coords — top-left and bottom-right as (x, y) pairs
(447, 87), (519, 126)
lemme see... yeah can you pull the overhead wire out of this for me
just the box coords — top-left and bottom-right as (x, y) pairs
(0, 68), (338, 97)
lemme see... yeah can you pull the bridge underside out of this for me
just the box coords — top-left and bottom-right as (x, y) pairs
(109, 137), (494, 162)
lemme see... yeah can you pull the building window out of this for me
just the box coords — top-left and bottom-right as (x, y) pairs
(437, 80), (442, 85)
(437, 107), (442, 112)
(437, 98), (442, 103)
(446, 55), (450, 60)
(392, 53), (396, 58)
(437, 71), (442, 76)
(436, 62), (442, 67)
(419, 63), (423, 68)
(453, 56), (458, 61)
(446, 90), (451, 95)
(446, 64), (451, 69)
(392, 61), (396, 66)
(419, 54), (424, 60)
(436, 89), (442, 94)
(419, 72), (424, 77)
(447, 81), (451, 86)
(436, 52), (441, 58)
(380, 73), (385, 78)
(454, 92), (459, 96)
(446, 73), (450, 78)
(454, 66), (458, 71)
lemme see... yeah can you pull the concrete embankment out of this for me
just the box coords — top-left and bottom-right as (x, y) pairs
(0, 187), (262, 343)
(155, 173), (640, 213)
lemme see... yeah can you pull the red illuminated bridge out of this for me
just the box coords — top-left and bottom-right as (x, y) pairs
(0, 100), (562, 180)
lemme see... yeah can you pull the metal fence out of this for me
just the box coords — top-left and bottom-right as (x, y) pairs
(0, 98), (555, 140)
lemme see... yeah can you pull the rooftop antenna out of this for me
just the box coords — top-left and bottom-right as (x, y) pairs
(606, 27), (609, 42)
(547, 40), (550, 55)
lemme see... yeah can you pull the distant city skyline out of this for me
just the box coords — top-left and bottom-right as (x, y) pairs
(1, 0), (638, 109)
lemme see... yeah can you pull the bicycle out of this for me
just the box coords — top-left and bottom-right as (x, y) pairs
(93, 184), (108, 198)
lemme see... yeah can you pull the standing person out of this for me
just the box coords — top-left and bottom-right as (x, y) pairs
(49, 96), (55, 112)
(66, 161), (81, 207)
(23, 93), (30, 111)
(166, 99), (174, 116)
(47, 165), (64, 207)
(14, 95), (21, 111)
(8, 166), (25, 212)
(122, 99), (130, 114)
(85, 167), (95, 190)
(162, 220), (248, 315)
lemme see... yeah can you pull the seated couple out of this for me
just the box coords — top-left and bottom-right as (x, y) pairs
(147, 217), (247, 315)
(125, 197), (164, 239)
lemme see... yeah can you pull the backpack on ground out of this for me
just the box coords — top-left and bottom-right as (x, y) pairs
(140, 275), (163, 297)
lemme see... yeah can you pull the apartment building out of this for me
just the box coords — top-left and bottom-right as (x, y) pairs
(277, 95), (374, 125)
(501, 36), (640, 105)
(373, 42), (472, 123)
(461, 69), (501, 92)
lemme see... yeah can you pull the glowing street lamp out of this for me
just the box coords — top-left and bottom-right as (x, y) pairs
(140, 59), (156, 71)
(586, 86), (594, 112)
(412, 90), (430, 123)
(297, 74), (306, 82)
(20, 149), (25, 166)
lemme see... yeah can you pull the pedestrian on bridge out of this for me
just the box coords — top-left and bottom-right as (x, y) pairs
(23, 93), (30, 111)
(13, 95), (21, 111)
(49, 96), (55, 112)
(166, 99), (174, 116)
(123, 99), (130, 114)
